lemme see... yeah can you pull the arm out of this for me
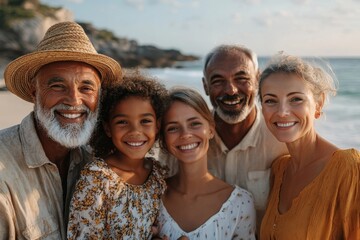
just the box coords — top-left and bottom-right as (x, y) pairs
(0, 185), (16, 240)
(349, 229), (360, 240)
(67, 166), (110, 239)
(339, 150), (360, 239)
(345, 182), (360, 239)
(343, 183), (360, 238)
(233, 190), (257, 240)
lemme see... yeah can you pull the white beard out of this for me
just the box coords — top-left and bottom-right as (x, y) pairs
(215, 104), (253, 124)
(34, 97), (98, 149)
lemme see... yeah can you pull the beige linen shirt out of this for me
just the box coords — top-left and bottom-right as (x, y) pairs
(159, 106), (287, 227)
(0, 113), (92, 240)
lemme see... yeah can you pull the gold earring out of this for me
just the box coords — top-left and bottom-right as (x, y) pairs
(209, 131), (214, 139)
(315, 110), (323, 119)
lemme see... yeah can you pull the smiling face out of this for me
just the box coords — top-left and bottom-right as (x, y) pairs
(163, 101), (214, 164)
(260, 72), (323, 143)
(203, 51), (258, 124)
(104, 96), (158, 162)
(33, 61), (101, 148)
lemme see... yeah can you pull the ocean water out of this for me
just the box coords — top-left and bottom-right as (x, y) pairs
(144, 57), (360, 149)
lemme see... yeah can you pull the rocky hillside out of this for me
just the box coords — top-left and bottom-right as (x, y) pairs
(0, 0), (199, 78)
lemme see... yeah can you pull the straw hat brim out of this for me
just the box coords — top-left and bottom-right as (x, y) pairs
(4, 50), (122, 103)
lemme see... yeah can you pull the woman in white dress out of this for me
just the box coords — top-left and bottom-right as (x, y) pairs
(157, 87), (256, 240)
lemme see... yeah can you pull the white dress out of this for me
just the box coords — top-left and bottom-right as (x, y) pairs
(157, 186), (256, 240)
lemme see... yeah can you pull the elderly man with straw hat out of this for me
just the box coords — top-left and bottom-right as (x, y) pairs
(0, 21), (121, 239)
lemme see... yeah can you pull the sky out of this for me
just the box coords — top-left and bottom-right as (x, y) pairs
(40, 0), (360, 58)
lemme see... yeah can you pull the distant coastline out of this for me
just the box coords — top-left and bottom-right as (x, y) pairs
(0, 0), (199, 77)
(0, 79), (5, 90)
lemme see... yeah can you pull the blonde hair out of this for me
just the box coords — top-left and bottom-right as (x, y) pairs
(259, 53), (338, 104)
(159, 87), (214, 152)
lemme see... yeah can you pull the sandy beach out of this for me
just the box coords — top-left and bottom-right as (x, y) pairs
(0, 91), (33, 130)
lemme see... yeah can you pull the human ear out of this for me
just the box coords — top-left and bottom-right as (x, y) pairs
(103, 121), (112, 138)
(202, 77), (209, 96)
(155, 119), (161, 140)
(209, 126), (215, 139)
(30, 78), (37, 102)
(156, 119), (161, 133)
(315, 93), (325, 119)
(255, 70), (260, 88)
(255, 69), (260, 81)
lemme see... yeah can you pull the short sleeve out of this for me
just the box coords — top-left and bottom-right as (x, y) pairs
(233, 188), (256, 239)
(67, 162), (112, 239)
(0, 184), (15, 240)
(339, 149), (360, 238)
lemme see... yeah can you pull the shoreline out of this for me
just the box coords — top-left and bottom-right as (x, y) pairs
(0, 91), (33, 130)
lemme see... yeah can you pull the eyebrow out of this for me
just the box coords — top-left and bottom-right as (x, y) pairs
(263, 92), (306, 97)
(234, 70), (250, 77)
(47, 77), (64, 85)
(81, 79), (98, 87)
(111, 112), (156, 120)
(47, 77), (97, 87)
(165, 116), (200, 125)
(209, 70), (250, 81)
(209, 74), (224, 81)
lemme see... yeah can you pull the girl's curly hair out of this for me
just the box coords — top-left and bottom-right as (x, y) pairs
(90, 70), (169, 158)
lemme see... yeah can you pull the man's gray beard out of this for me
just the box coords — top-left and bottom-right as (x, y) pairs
(34, 98), (98, 149)
(215, 103), (255, 124)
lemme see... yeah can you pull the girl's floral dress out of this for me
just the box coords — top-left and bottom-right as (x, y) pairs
(67, 157), (167, 240)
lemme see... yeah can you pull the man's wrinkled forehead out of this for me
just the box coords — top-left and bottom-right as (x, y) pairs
(35, 61), (101, 79)
(205, 51), (257, 76)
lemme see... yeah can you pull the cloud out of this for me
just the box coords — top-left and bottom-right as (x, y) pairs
(251, 10), (293, 28)
(155, 0), (181, 8)
(292, 0), (310, 4)
(66, 0), (84, 3)
(235, 0), (261, 4)
(253, 16), (272, 27)
(156, 0), (201, 8)
(232, 13), (242, 24)
(332, 3), (360, 18)
(124, 0), (199, 10)
(189, 0), (200, 7)
(275, 10), (293, 18)
(124, 0), (145, 10)
(168, 15), (201, 30)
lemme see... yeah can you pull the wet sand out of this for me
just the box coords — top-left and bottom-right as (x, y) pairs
(0, 91), (33, 130)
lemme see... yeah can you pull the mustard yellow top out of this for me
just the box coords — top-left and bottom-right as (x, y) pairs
(260, 149), (360, 240)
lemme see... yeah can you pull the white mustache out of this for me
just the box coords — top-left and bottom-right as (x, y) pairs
(52, 104), (90, 113)
(35, 100), (98, 149)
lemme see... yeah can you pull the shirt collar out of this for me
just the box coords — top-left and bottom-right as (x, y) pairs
(19, 112), (84, 168)
(213, 105), (262, 152)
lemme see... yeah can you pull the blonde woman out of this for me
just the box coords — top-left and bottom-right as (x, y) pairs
(259, 54), (360, 239)
(157, 88), (256, 239)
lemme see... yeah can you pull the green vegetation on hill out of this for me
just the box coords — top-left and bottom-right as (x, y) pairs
(0, 7), (34, 28)
(97, 29), (118, 41)
(0, 0), (199, 68)
(0, 0), (60, 28)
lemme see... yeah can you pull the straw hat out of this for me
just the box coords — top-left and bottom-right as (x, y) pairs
(4, 21), (122, 102)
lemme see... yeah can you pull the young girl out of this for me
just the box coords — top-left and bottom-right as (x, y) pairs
(67, 72), (169, 239)
(157, 87), (256, 239)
